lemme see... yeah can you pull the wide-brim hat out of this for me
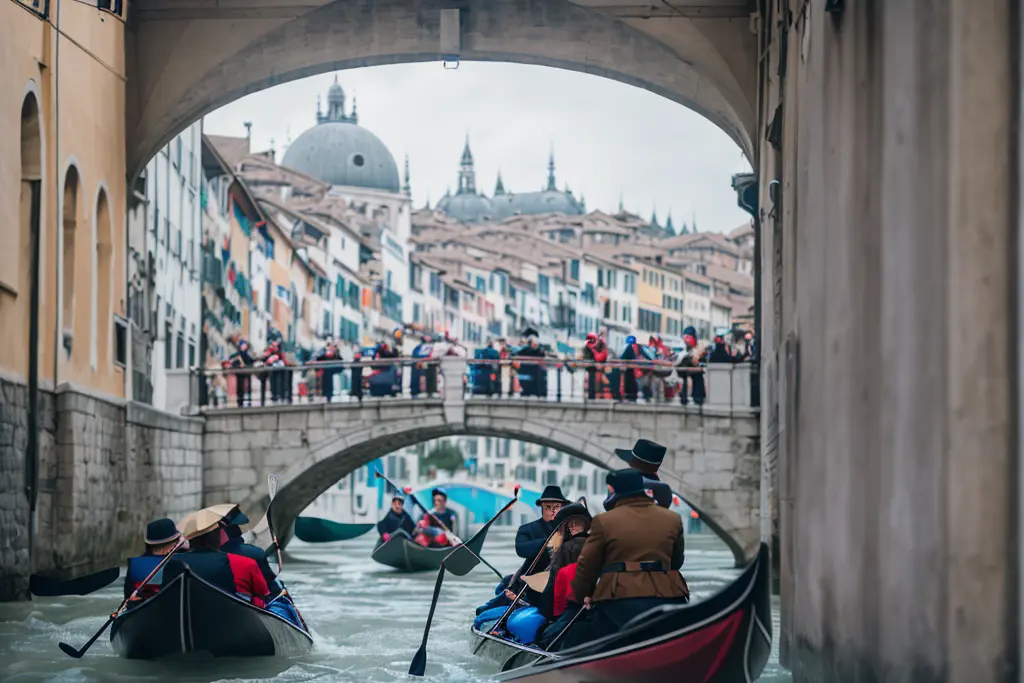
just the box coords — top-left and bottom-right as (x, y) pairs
(603, 469), (649, 509)
(145, 518), (182, 545)
(177, 503), (239, 539)
(553, 502), (592, 529)
(536, 485), (571, 506)
(614, 439), (667, 477)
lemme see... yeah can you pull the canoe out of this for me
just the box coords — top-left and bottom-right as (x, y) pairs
(470, 542), (772, 683)
(371, 526), (489, 573)
(110, 568), (313, 659)
(294, 516), (374, 543)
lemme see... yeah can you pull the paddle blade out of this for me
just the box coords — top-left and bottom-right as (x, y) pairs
(58, 642), (83, 659)
(408, 644), (427, 677)
(31, 567), (120, 597)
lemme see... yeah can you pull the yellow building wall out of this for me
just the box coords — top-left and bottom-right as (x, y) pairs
(0, 2), (126, 398)
(228, 214), (250, 336)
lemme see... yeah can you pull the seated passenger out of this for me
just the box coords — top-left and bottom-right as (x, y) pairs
(218, 508), (281, 597)
(413, 489), (459, 548)
(378, 492), (416, 541)
(124, 518), (186, 602)
(537, 503), (592, 648)
(163, 525), (270, 607)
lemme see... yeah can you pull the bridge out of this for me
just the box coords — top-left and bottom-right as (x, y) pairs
(198, 357), (762, 566)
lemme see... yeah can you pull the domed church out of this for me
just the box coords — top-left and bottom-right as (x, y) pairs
(435, 137), (585, 223)
(281, 76), (402, 193)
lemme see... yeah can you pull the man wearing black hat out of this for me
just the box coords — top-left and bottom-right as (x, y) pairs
(377, 491), (416, 541)
(614, 438), (674, 509)
(220, 508), (281, 595)
(564, 469), (688, 648)
(124, 518), (185, 601)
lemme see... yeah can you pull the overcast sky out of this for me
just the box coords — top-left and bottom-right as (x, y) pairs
(203, 61), (751, 234)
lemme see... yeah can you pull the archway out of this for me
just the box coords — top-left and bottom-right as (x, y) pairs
(61, 166), (81, 359)
(235, 414), (752, 566)
(125, 0), (757, 177)
(94, 188), (113, 368)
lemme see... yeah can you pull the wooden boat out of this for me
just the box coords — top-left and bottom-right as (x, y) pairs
(110, 568), (313, 659)
(470, 542), (772, 682)
(294, 516), (374, 543)
(371, 527), (489, 573)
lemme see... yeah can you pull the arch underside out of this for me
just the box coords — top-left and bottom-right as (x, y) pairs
(229, 404), (756, 567)
(127, 0), (756, 176)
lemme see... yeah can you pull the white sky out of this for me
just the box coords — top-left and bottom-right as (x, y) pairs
(203, 61), (752, 234)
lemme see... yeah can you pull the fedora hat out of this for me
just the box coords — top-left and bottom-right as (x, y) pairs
(602, 469), (650, 510)
(145, 518), (181, 545)
(536, 485), (571, 506)
(552, 501), (592, 529)
(614, 439), (667, 478)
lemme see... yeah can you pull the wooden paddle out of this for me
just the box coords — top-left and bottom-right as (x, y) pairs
(57, 537), (187, 659)
(262, 474), (309, 632)
(374, 472), (507, 580)
(30, 567), (120, 597)
(408, 487), (523, 677)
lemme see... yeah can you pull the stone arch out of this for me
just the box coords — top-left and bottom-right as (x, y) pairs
(93, 184), (114, 369)
(126, 0), (756, 177)
(60, 162), (83, 359)
(234, 407), (750, 565)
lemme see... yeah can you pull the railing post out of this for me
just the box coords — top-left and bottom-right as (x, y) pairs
(556, 361), (562, 403)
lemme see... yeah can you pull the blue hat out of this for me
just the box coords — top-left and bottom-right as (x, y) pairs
(625, 335), (637, 345)
(431, 488), (448, 500)
(145, 518), (181, 545)
(683, 326), (697, 338)
(602, 469), (650, 511)
(614, 439), (667, 478)
(222, 507), (250, 527)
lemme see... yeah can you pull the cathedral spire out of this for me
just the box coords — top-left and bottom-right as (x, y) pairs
(494, 169), (506, 196)
(457, 134), (476, 195)
(665, 212), (675, 235)
(691, 208), (698, 233)
(546, 147), (557, 191)
(650, 206), (659, 229)
(350, 94), (358, 124)
(618, 193), (624, 213)
(403, 154), (411, 196)
(318, 75), (356, 125)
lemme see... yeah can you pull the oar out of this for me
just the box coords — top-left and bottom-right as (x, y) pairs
(373, 472), (506, 580)
(30, 567), (120, 597)
(262, 474), (309, 632)
(58, 536), (187, 659)
(408, 487), (523, 677)
(441, 487), (520, 578)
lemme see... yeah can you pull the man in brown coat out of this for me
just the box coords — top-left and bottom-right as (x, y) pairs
(559, 468), (688, 649)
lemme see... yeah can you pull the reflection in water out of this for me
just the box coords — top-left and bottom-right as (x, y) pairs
(0, 532), (791, 682)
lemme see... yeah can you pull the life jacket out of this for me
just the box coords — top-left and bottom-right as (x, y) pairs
(126, 555), (167, 600)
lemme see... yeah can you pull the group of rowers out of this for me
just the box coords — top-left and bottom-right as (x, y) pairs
(376, 487), (462, 548)
(123, 507), (303, 627)
(473, 438), (689, 650)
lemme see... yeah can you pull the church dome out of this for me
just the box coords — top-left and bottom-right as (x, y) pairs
(436, 192), (494, 223)
(280, 77), (400, 193)
(491, 190), (583, 219)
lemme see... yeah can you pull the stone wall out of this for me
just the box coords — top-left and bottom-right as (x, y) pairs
(0, 378), (204, 600)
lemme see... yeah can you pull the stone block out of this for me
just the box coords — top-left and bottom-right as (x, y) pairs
(703, 451), (737, 472)
(204, 468), (229, 488)
(206, 416), (242, 433)
(230, 450), (251, 468)
(273, 430), (305, 448)
(229, 467), (258, 488)
(702, 433), (735, 453)
(278, 412), (308, 431)
(242, 414), (276, 432)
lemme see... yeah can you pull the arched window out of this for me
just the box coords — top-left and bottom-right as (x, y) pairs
(95, 188), (113, 366)
(8, 93), (42, 299)
(62, 166), (81, 356)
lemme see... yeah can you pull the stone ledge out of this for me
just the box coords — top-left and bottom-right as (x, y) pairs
(127, 402), (204, 434)
(201, 397), (445, 417)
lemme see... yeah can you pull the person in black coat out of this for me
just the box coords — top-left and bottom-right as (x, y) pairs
(218, 508), (281, 597)
(614, 439), (674, 508)
(377, 492), (416, 540)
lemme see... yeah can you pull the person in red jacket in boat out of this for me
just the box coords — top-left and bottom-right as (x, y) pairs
(413, 488), (461, 548)
(163, 523), (270, 607)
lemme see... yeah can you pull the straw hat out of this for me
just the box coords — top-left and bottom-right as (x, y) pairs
(177, 503), (239, 539)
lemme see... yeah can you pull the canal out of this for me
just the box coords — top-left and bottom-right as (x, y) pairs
(0, 531), (790, 682)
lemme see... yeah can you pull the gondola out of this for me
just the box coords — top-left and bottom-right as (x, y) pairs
(470, 542), (772, 683)
(110, 568), (313, 659)
(294, 516), (374, 543)
(371, 526), (490, 572)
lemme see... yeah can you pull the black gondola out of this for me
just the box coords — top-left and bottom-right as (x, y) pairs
(470, 542), (772, 683)
(110, 568), (313, 660)
(371, 527), (490, 573)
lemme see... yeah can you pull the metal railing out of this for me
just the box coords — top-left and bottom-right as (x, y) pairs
(191, 356), (758, 410)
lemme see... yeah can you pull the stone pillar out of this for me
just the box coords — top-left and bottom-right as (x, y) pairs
(439, 357), (467, 425)
(767, 2), (1017, 681)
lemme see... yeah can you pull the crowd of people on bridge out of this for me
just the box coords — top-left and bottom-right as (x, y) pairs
(207, 325), (755, 408)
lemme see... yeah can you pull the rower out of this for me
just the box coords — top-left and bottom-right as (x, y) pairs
(615, 438), (673, 508)
(124, 518), (185, 602)
(564, 469), (689, 649)
(164, 525), (270, 607)
(378, 491), (416, 541)
(414, 488), (459, 548)
(219, 508), (281, 596)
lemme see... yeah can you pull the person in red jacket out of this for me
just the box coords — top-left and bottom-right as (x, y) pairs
(537, 502), (592, 648)
(163, 525), (270, 607)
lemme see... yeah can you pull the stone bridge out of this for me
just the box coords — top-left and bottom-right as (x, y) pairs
(202, 361), (761, 565)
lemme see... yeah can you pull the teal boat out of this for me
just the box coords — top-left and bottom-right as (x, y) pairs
(293, 517), (374, 543)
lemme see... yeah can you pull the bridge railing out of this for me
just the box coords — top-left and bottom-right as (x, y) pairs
(188, 357), (758, 411)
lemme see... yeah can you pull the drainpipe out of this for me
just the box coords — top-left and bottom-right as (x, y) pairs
(25, 180), (41, 587)
(1016, 0), (1023, 674)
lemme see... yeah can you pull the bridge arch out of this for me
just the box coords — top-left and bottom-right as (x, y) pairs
(204, 397), (761, 566)
(126, 0), (757, 177)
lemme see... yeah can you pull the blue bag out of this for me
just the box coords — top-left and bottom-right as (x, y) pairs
(507, 606), (546, 644)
